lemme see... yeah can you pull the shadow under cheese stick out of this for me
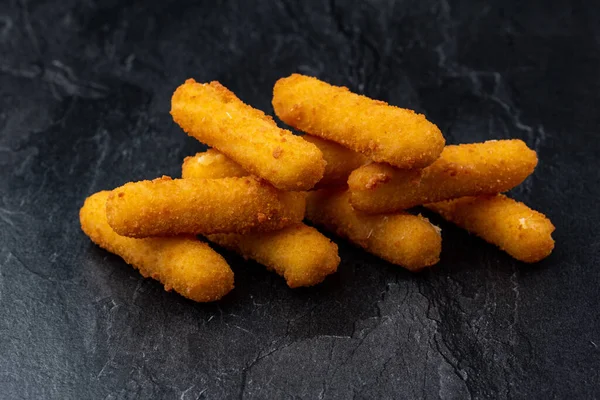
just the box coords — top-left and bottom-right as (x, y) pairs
(80, 191), (234, 302)
(425, 194), (555, 263)
(106, 176), (305, 238)
(182, 153), (340, 288)
(348, 139), (538, 214)
(208, 224), (340, 288)
(306, 189), (442, 271)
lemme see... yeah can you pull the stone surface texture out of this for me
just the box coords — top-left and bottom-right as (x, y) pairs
(0, 0), (598, 399)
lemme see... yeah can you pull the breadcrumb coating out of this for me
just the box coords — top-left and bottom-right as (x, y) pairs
(348, 139), (538, 213)
(182, 153), (339, 287)
(208, 224), (340, 288)
(272, 73), (445, 168)
(306, 189), (441, 271)
(182, 136), (367, 188)
(182, 149), (248, 179)
(171, 79), (325, 191)
(80, 191), (234, 302)
(302, 135), (369, 188)
(106, 176), (305, 238)
(426, 194), (555, 263)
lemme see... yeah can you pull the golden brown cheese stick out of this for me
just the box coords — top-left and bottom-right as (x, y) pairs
(106, 176), (305, 238)
(306, 189), (441, 271)
(302, 135), (369, 188)
(182, 137), (367, 188)
(207, 224), (340, 288)
(272, 73), (445, 169)
(425, 194), (555, 263)
(182, 149), (248, 179)
(348, 139), (538, 213)
(182, 155), (339, 287)
(171, 79), (325, 191)
(80, 191), (234, 302)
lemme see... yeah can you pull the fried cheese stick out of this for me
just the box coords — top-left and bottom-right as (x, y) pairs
(182, 149), (248, 179)
(106, 176), (305, 238)
(302, 135), (369, 188)
(182, 136), (367, 188)
(272, 74), (445, 169)
(182, 155), (339, 287)
(171, 79), (325, 191)
(306, 190), (441, 271)
(426, 194), (555, 263)
(80, 191), (234, 302)
(208, 224), (340, 288)
(348, 139), (538, 213)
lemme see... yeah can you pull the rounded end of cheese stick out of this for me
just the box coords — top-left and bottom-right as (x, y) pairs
(426, 194), (555, 263)
(80, 191), (234, 302)
(208, 223), (340, 288)
(369, 213), (442, 271)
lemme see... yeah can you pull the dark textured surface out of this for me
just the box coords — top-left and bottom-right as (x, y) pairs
(1, 0), (599, 398)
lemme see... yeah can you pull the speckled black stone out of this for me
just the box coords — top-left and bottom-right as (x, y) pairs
(1, 0), (599, 399)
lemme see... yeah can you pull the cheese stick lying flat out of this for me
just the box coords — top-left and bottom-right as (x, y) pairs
(182, 136), (367, 188)
(182, 153), (339, 287)
(272, 73), (445, 169)
(208, 224), (339, 288)
(106, 176), (305, 238)
(306, 189), (441, 271)
(171, 79), (325, 191)
(426, 194), (555, 263)
(80, 191), (234, 302)
(348, 139), (538, 213)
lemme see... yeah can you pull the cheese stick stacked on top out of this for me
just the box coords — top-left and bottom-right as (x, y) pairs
(79, 73), (555, 304)
(80, 79), (340, 303)
(272, 73), (554, 265)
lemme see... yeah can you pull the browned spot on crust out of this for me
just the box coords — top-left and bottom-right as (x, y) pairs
(273, 147), (283, 159)
(365, 173), (390, 189)
(257, 213), (267, 222)
(443, 163), (474, 177)
(118, 192), (125, 198)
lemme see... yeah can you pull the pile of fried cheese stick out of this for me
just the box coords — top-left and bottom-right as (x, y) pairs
(80, 73), (555, 302)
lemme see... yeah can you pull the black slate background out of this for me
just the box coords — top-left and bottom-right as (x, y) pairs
(1, 0), (599, 399)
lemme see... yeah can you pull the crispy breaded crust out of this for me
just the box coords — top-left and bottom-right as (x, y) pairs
(171, 79), (325, 190)
(106, 176), (305, 238)
(306, 190), (441, 271)
(272, 73), (445, 168)
(426, 194), (555, 263)
(208, 223), (340, 288)
(182, 152), (338, 287)
(348, 139), (538, 213)
(302, 135), (369, 188)
(80, 191), (234, 302)
(183, 136), (367, 188)
(182, 149), (248, 179)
